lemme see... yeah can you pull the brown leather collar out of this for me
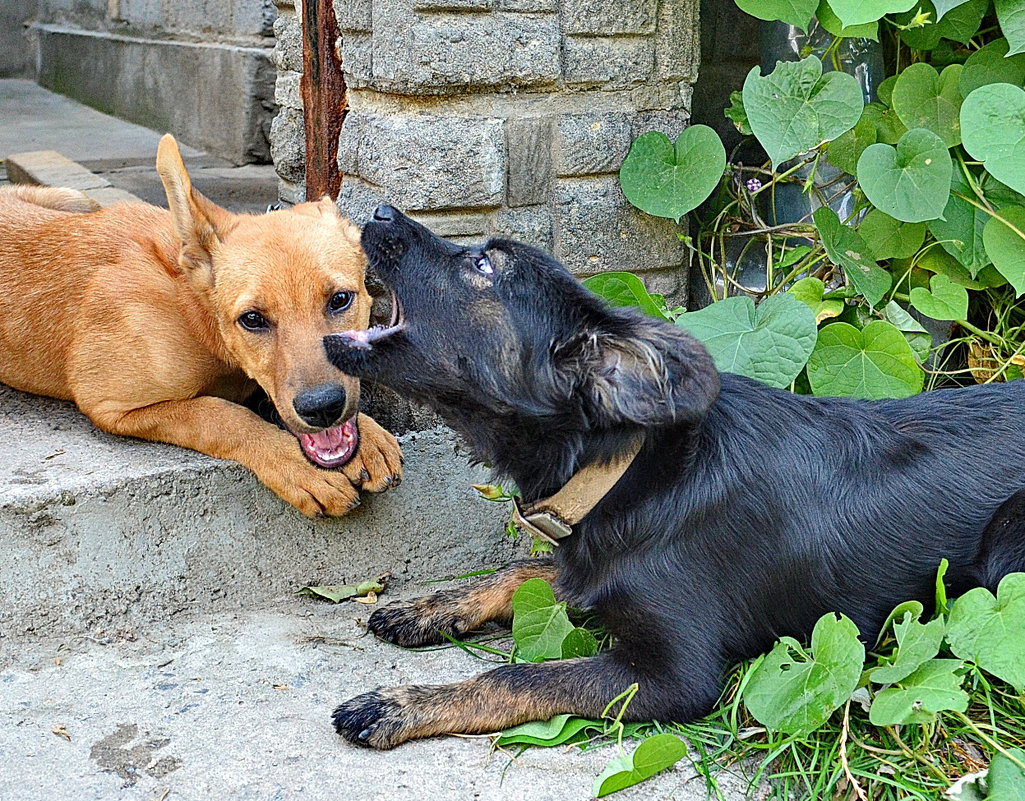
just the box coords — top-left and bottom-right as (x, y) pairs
(512, 438), (643, 546)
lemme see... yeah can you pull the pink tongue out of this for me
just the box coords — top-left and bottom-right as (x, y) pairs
(299, 417), (359, 467)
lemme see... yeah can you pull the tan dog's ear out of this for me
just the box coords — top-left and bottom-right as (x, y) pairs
(317, 196), (341, 218)
(156, 134), (234, 280)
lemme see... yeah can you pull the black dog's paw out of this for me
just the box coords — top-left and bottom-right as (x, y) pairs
(332, 690), (408, 750)
(368, 599), (464, 647)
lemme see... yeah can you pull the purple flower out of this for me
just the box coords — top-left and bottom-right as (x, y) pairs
(746, 177), (763, 193)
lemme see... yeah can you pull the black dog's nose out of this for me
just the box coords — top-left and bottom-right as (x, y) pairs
(293, 384), (348, 428)
(372, 204), (396, 222)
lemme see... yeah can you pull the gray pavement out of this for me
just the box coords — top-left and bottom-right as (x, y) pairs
(0, 79), (278, 212)
(0, 79), (755, 800)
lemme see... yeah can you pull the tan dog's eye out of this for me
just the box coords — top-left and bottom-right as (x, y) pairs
(238, 311), (270, 331)
(329, 291), (355, 313)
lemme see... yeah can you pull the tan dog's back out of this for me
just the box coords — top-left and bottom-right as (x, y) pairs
(0, 187), (176, 400)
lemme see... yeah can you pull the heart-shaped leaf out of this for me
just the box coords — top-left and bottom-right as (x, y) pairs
(929, 168), (992, 276)
(962, 83), (1025, 197)
(918, 246), (1007, 290)
(827, 105), (882, 175)
(814, 207), (892, 306)
(734, 0), (818, 29)
(593, 733), (688, 797)
(934, 0), (973, 20)
(744, 613), (865, 737)
(828, 0), (916, 27)
(858, 209), (927, 259)
(960, 38), (1025, 98)
(891, 63), (964, 148)
(909, 273), (969, 320)
(561, 626), (598, 659)
(619, 126), (726, 222)
(947, 573), (1025, 691)
(857, 128), (953, 223)
(583, 272), (669, 320)
(986, 748), (1025, 800)
(511, 578), (575, 663)
(871, 609), (946, 685)
(982, 204), (1025, 297)
(807, 320), (924, 399)
(883, 301), (932, 362)
(868, 659), (969, 726)
(675, 293), (818, 388)
(815, 0), (879, 38)
(789, 276), (844, 323)
(742, 57), (864, 169)
(996, 0), (1025, 56)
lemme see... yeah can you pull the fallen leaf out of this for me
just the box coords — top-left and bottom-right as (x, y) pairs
(52, 724), (71, 741)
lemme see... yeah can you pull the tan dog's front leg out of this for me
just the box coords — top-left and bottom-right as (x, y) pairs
(89, 396), (361, 517)
(337, 413), (403, 493)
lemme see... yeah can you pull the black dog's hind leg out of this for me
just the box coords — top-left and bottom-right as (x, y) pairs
(368, 558), (560, 647)
(977, 487), (1025, 592)
(333, 644), (722, 749)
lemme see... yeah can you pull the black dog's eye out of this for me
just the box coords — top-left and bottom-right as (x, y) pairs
(238, 311), (269, 331)
(328, 291), (355, 313)
(474, 254), (494, 276)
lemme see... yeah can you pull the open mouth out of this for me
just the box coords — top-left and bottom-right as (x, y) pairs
(338, 291), (406, 350)
(297, 415), (360, 468)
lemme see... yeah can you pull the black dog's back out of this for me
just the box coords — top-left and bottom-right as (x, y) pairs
(978, 488), (1025, 591)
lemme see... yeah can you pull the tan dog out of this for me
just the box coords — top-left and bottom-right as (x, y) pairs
(0, 135), (402, 516)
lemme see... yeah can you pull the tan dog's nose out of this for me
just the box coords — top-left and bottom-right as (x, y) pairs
(293, 384), (348, 428)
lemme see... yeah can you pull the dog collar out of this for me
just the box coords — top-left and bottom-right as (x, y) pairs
(511, 438), (643, 546)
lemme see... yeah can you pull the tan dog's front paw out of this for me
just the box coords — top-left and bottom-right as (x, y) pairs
(258, 449), (362, 517)
(340, 414), (403, 493)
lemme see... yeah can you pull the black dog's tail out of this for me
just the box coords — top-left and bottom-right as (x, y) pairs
(976, 488), (1025, 592)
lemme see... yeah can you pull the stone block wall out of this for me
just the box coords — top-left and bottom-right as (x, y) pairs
(271, 0), (700, 299)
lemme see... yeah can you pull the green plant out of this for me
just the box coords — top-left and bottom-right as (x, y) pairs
(605, 0), (1025, 399)
(492, 569), (1025, 799)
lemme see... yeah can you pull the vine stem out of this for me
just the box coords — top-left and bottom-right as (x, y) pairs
(839, 700), (869, 801)
(951, 711), (1025, 774)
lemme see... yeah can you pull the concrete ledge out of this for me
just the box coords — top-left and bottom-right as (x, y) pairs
(6, 149), (144, 206)
(0, 385), (519, 638)
(33, 24), (276, 165)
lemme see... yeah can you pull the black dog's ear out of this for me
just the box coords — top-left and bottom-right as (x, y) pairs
(560, 316), (720, 427)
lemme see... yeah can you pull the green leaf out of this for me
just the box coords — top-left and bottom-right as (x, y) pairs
(734, 0), (818, 29)
(675, 293), (818, 388)
(742, 57), (864, 169)
(896, 0), (988, 49)
(929, 168), (993, 276)
(982, 204), (1025, 296)
(724, 90), (753, 136)
(871, 609), (946, 684)
(584, 272), (669, 320)
(296, 579), (384, 603)
(918, 245), (1007, 289)
(858, 209), (927, 259)
(744, 613), (865, 737)
(593, 733), (689, 797)
(947, 573), (1025, 691)
(857, 128), (953, 223)
(619, 127), (726, 223)
(561, 626), (599, 659)
(789, 276), (845, 323)
(828, 0), (916, 27)
(815, 0), (880, 38)
(909, 273), (969, 320)
(933, 0), (973, 20)
(868, 659), (969, 725)
(807, 320), (925, 399)
(511, 578), (575, 663)
(827, 105), (882, 175)
(814, 207), (892, 306)
(883, 301), (933, 361)
(960, 38), (1025, 99)
(961, 83), (1025, 197)
(986, 747), (1025, 800)
(996, 0), (1025, 56)
(497, 714), (597, 747)
(891, 63), (964, 147)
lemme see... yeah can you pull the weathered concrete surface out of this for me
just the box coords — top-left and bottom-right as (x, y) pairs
(0, 385), (519, 639)
(0, 602), (756, 800)
(0, 79), (279, 214)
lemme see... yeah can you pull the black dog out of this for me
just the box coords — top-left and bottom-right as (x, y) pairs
(325, 204), (1025, 749)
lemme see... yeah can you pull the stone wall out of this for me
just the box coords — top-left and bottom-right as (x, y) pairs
(271, 0), (700, 299)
